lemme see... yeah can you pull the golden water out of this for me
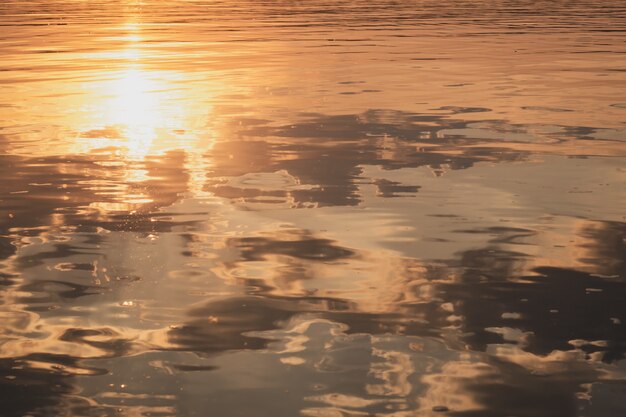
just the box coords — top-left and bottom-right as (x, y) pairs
(1, 1), (625, 416)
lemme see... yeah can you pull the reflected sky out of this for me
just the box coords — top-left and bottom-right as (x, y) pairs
(0, 1), (626, 416)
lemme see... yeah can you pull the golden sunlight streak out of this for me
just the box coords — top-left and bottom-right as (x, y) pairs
(105, 66), (162, 158)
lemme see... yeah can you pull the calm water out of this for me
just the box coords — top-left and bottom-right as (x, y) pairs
(1, 1), (625, 416)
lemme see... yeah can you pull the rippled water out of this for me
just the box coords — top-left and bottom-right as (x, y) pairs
(1, 1), (625, 416)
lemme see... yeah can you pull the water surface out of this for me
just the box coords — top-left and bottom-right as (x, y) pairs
(1, 1), (625, 416)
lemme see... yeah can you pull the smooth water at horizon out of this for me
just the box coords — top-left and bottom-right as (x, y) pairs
(1, 1), (625, 416)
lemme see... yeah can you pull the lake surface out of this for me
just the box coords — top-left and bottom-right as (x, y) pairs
(1, 1), (625, 416)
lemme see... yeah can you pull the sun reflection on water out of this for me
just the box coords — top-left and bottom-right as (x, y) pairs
(106, 67), (161, 158)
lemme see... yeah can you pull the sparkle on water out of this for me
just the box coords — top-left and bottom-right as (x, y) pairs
(0, 1), (625, 416)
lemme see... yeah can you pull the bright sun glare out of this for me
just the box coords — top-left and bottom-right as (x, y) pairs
(107, 66), (161, 158)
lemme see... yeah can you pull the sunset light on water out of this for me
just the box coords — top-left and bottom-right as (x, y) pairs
(0, 1), (625, 416)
